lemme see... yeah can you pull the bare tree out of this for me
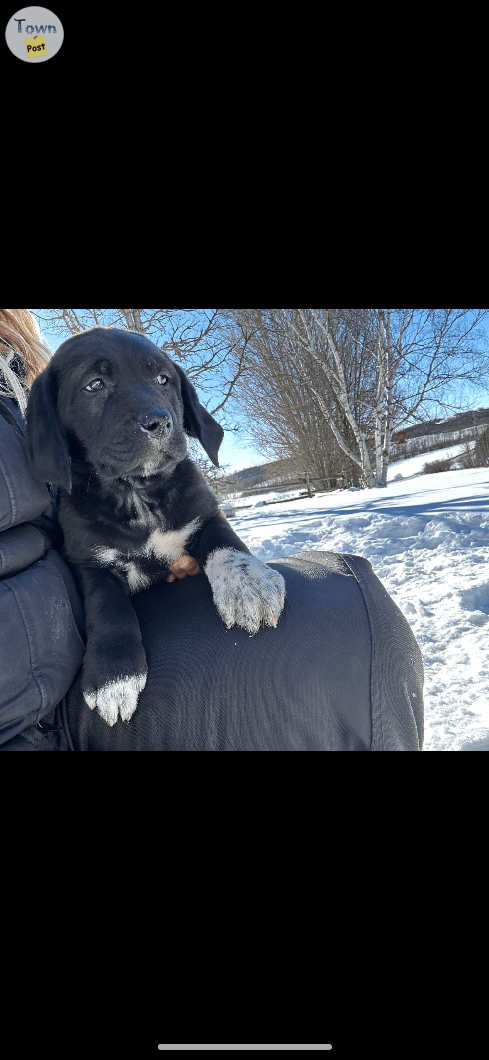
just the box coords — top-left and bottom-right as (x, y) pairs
(220, 309), (379, 488)
(343, 308), (489, 484)
(30, 308), (251, 430)
(222, 308), (489, 488)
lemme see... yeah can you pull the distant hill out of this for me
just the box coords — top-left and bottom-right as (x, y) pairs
(395, 407), (489, 441)
(219, 459), (295, 488)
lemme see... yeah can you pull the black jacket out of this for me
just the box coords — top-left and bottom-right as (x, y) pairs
(65, 549), (424, 751)
(0, 396), (85, 749)
(0, 395), (424, 751)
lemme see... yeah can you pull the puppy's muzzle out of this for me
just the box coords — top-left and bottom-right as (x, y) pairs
(137, 408), (173, 435)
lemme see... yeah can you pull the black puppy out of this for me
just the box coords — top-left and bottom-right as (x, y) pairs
(25, 327), (285, 727)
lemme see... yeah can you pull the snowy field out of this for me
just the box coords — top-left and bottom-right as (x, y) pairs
(225, 445), (489, 751)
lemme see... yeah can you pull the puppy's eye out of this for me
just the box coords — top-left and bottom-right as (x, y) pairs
(156, 374), (168, 385)
(84, 379), (104, 392)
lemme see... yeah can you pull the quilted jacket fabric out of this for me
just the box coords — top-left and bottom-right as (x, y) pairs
(0, 396), (85, 749)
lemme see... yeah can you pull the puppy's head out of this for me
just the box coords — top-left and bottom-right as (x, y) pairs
(25, 326), (224, 491)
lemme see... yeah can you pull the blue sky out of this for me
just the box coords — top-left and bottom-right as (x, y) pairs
(31, 310), (489, 476)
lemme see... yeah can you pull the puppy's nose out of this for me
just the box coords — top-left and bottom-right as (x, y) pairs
(138, 408), (173, 434)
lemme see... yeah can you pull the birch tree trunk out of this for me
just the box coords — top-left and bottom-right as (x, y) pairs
(289, 309), (376, 487)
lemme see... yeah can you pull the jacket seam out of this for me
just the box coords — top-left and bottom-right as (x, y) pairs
(338, 554), (385, 751)
(0, 442), (16, 529)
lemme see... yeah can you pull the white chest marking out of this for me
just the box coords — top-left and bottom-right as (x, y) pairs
(93, 547), (119, 564)
(144, 517), (202, 565)
(91, 517), (202, 592)
(125, 563), (152, 593)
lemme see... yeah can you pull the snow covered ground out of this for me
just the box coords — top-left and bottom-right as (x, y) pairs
(225, 445), (489, 751)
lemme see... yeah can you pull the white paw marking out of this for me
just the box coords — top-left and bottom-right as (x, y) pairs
(83, 671), (147, 726)
(204, 548), (286, 635)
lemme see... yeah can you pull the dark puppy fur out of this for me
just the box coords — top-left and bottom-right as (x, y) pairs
(25, 327), (285, 726)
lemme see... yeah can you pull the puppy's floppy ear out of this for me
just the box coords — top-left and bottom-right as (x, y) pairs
(25, 367), (72, 492)
(173, 362), (224, 468)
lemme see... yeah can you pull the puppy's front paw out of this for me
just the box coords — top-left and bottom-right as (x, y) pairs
(204, 548), (286, 635)
(82, 647), (147, 726)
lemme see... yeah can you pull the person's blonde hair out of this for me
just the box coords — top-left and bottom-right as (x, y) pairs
(0, 309), (52, 419)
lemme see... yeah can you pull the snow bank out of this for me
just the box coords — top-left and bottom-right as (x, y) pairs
(227, 454), (489, 751)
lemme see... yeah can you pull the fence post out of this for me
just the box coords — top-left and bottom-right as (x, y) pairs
(305, 474), (313, 497)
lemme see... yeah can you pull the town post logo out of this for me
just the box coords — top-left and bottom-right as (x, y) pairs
(5, 7), (64, 62)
